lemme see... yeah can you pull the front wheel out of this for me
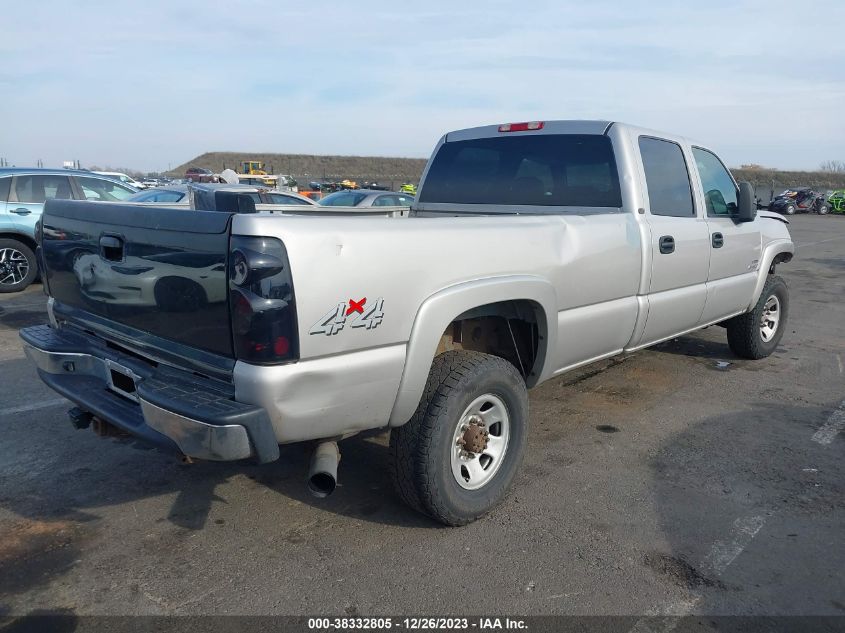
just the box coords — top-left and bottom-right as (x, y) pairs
(0, 239), (37, 293)
(390, 350), (529, 526)
(785, 204), (795, 215)
(726, 275), (789, 359)
(818, 204), (829, 215)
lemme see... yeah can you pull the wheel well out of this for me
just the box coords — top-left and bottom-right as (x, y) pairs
(769, 252), (793, 274)
(0, 232), (37, 252)
(435, 300), (542, 382)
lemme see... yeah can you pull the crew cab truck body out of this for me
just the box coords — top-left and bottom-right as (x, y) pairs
(21, 121), (794, 525)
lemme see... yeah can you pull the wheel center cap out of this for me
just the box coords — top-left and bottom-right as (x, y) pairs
(458, 415), (489, 454)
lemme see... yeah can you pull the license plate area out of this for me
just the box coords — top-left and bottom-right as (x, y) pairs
(105, 359), (139, 402)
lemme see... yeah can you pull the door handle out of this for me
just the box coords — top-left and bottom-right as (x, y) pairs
(659, 235), (675, 254)
(99, 235), (124, 261)
(712, 232), (724, 248)
(10, 208), (31, 215)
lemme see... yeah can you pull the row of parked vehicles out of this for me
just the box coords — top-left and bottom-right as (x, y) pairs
(767, 187), (845, 215)
(0, 167), (417, 292)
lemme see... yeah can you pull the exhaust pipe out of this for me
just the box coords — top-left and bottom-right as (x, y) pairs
(308, 441), (340, 498)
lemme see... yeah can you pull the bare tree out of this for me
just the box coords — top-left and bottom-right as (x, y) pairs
(820, 160), (845, 173)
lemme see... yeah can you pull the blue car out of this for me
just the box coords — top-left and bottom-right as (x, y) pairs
(0, 168), (137, 292)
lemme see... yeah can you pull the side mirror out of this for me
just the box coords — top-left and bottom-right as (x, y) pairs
(737, 181), (756, 222)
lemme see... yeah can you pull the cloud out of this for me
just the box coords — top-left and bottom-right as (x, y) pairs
(0, 0), (843, 170)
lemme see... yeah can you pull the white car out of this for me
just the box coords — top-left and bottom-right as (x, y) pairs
(73, 252), (227, 308)
(93, 171), (145, 189)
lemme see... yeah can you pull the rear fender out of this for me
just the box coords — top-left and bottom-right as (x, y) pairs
(388, 275), (557, 426)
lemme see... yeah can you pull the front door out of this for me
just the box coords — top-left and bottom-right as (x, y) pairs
(692, 147), (762, 324)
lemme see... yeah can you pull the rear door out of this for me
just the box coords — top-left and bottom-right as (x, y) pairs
(692, 147), (761, 323)
(8, 174), (73, 234)
(636, 136), (710, 346)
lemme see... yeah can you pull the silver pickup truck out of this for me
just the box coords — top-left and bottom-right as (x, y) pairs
(21, 120), (794, 525)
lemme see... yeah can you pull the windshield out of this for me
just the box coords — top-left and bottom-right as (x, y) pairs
(267, 193), (312, 205)
(419, 134), (622, 208)
(320, 191), (368, 207)
(77, 176), (136, 201)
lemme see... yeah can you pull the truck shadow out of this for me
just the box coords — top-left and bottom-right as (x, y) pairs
(650, 330), (737, 361)
(0, 417), (434, 602)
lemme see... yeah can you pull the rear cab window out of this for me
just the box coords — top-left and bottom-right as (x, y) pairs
(418, 134), (622, 210)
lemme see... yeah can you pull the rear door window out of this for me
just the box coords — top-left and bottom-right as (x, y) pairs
(13, 175), (73, 203)
(419, 134), (622, 208)
(638, 137), (695, 217)
(0, 176), (10, 202)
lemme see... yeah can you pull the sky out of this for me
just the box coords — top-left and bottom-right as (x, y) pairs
(1, 0), (844, 173)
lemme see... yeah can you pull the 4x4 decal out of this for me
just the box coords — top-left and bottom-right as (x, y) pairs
(309, 297), (385, 336)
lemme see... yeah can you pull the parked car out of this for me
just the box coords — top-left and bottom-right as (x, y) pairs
(127, 184), (189, 204)
(93, 171), (146, 189)
(769, 188), (829, 215)
(127, 184), (316, 206)
(319, 189), (415, 208)
(22, 120), (794, 526)
(184, 167), (216, 183)
(0, 168), (136, 292)
(140, 177), (170, 188)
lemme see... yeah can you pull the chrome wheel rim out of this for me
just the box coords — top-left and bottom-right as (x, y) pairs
(0, 247), (29, 286)
(760, 295), (781, 342)
(450, 394), (510, 490)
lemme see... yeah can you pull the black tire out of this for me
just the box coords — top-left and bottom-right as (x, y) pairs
(0, 239), (37, 293)
(389, 350), (529, 526)
(726, 275), (788, 360)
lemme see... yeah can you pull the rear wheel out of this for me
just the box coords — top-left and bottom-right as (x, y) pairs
(0, 239), (37, 293)
(726, 275), (788, 359)
(390, 350), (529, 526)
(785, 204), (795, 215)
(818, 204), (829, 215)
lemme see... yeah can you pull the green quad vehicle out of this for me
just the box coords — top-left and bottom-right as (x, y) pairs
(829, 190), (845, 213)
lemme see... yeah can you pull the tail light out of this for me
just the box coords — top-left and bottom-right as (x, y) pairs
(228, 236), (299, 364)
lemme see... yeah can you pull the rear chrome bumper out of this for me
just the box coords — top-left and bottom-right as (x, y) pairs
(21, 325), (279, 463)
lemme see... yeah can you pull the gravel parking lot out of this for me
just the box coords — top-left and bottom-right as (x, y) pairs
(1, 215), (843, 618)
